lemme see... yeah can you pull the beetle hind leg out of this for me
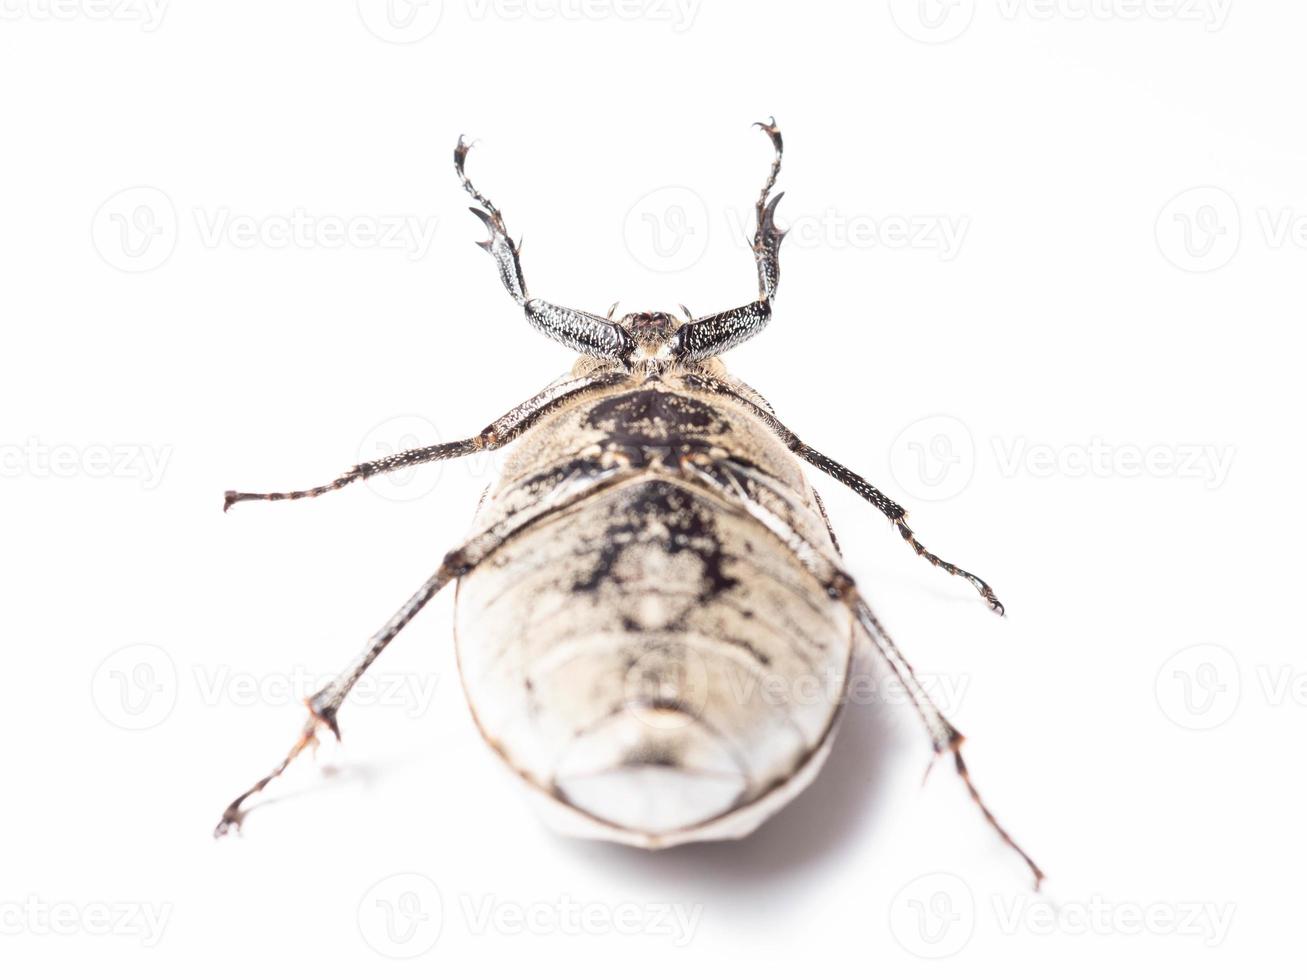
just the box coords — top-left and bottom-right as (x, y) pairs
(213, 461), (635, 836)
(852, 596), (1045, 889)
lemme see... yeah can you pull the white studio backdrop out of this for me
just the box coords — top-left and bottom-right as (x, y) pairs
(0, 2), (1299, 977)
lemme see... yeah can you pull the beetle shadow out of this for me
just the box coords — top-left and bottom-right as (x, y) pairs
(553, 691), (900, 895)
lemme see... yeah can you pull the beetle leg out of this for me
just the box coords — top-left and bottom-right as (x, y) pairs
(673, 118), (786, 362)
(682, 373), (1005, 614)
(213, 461), (635, 837)
(679, 457), (1042, 889)
(849, 594), (1046, 890)
(455, 137), (634, 363)
(791, 445), (1005, 615)
(222, 372), (626, 511)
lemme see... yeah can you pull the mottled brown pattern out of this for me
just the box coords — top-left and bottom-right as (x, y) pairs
(454, 369), (854, 843)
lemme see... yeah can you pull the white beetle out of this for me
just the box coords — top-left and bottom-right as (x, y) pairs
(215, 121), (1043, 887)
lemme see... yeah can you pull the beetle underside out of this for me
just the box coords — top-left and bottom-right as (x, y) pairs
(214, 120), (1045, 890)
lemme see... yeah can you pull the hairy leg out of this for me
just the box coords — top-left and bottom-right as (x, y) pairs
(674, 119), (787, 362)
(223, 371), (625, 511)
(680, 458), (1043, 888)
(682, 373), (1005, 614)
(455, 137), (634, 363)
(214, 458), (636, 836)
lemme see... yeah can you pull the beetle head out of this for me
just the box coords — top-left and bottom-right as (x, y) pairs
(618, 310), (684, 366)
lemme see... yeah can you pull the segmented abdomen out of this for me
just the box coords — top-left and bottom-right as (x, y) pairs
(454, 380), (852, 838)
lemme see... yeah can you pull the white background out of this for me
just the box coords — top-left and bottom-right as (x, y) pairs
(1, 1), (1299, 976)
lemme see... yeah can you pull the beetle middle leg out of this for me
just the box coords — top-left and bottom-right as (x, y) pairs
(683, 373), (1005, 614)
(214, 459), (636, 837)
(223, 372), (624, 511)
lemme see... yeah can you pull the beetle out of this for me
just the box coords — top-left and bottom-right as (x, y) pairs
(213, 120), (1043, 888)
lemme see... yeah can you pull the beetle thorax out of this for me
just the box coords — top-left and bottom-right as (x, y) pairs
(619, 311), (683, 373)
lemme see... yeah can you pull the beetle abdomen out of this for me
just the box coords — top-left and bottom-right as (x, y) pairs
(454, 457), (853, 844)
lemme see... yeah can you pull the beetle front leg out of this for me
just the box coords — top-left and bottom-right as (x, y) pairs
(455, 137), (634, 363)
(673, 118), (786, 362)
(222, 372), (624, 511)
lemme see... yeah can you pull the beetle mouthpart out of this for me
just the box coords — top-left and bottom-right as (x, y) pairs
(553, 710), (747, 835)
